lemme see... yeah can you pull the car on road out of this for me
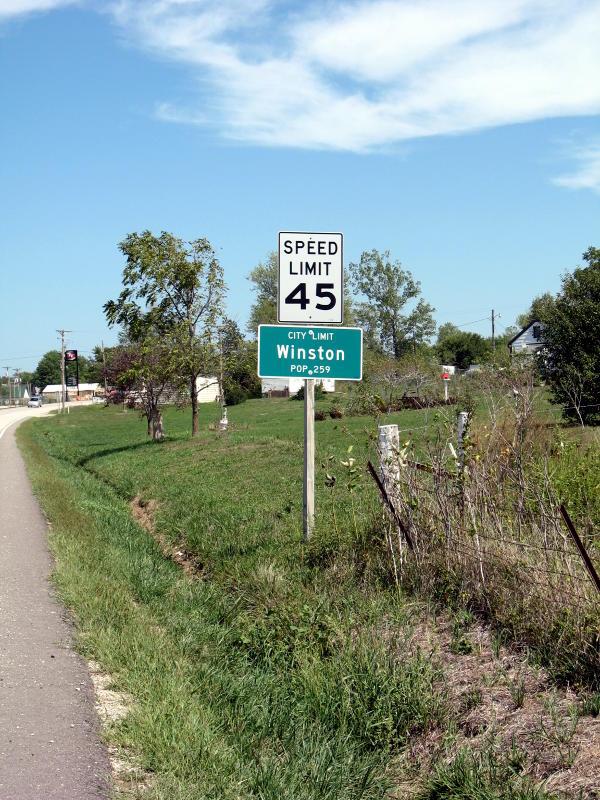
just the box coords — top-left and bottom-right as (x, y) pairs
(27, 396), (43, 408)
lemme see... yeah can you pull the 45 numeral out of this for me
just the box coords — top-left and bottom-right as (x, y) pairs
(284, 282), (336, 310)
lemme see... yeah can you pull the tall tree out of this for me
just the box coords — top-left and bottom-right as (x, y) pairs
(397, 298), (437, 353)
(542, 247), (600, 425)
(104, 231), (226, 437)
(435, 330), (491, 369)
(516, 292), (555, 329)
(33, 350), (62, 389)
(247, 252), (278, 333)
(349, 249), (434, 358)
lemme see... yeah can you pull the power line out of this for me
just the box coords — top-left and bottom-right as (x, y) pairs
(454, 315), (492, 328)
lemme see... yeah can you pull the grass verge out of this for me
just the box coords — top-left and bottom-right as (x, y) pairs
(16, 400), (585, 798)
(17, 405), (444, 798)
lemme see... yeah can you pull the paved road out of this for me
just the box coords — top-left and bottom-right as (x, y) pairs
(0, 406), (110, 798)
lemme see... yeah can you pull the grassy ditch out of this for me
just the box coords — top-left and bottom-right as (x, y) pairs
(17, 399), (595, 797)
(18, 401), (447, 798)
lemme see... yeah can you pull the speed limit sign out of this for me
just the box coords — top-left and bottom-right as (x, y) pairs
(278, 232), (343, 324)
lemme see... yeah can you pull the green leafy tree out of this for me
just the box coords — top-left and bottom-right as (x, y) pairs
(349, 249), (434, 358)
(108, 339), (177, 439)
(81, 347), (105, 383)
(436, 330), (491, 369)
(104, 231), (226, 437)
(247, 252), (278, 333)
(397, 298), (437, 353)
(217, 319), (259, 404)
(516, 292), (555, 329)
(33, 350), (62, 389)
(437, 322), (460, 341)
(542, 247), (600, 425)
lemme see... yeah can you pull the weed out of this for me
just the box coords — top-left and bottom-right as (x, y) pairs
(450, 608), (474, 655)
(506, 669), (526, 710)
(538, 693), (580, 768)
(459, 686), (483, 714)
(418, 745), (556, 800)
(580, 691), (600, 717)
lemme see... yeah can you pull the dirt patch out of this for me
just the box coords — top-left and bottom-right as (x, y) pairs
(129, 495), (205, 579)
(129, 496), (157, 533)
(88, 660), (152, 796)
(395, 614), (600, 798)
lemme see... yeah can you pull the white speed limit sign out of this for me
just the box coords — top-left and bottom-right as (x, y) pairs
(278, 232), (343, 324)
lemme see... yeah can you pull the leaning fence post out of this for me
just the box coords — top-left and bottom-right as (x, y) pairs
(378, 423), (400, 491)
(559, 505), (600, 598)
(457, 411), (469, 475)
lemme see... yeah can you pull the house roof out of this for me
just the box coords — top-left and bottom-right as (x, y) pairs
(507, 320), (544, 348)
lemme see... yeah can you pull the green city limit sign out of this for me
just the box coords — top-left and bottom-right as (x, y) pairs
(258, 324), (362, 380)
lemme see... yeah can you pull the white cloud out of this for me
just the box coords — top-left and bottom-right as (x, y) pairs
(107, 0), (600, 151)
(5, 0), (600, 151)
(0, 0), (77, 19)
(553, 141), (600, 193)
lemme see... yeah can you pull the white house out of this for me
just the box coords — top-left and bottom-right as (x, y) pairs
(196, 376), (220, 403)
(261, 377), (335, 396)
(508, 321), (545, 356)
(42, 383), (101, 401)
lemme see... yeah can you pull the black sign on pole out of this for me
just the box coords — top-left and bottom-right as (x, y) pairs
(64, 350), (78, 398)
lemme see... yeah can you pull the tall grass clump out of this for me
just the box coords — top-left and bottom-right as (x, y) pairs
(417, 747), (559, 800)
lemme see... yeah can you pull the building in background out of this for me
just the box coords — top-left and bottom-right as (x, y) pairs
(261, 378), (335, 397)
(196, 376), (220, 403)
(508, 321), (546, 356)
(42, 383), (102, 402)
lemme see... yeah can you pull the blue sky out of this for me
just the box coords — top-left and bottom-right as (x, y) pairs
(1, 0), (599, 374)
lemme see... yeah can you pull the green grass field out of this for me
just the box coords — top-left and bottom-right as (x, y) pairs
(17, 398), (576, 799)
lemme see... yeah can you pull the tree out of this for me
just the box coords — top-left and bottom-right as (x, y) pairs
(104, 231), (226, 437)
(436, 330), (491, 369)
(516, 292), (555, 329)
(397, 298), (437, 353)
(542, 247), (600, 425)
(247, 252), (278, 333)
(33, 350), (62, 389)
(349, 249), (435, 358)
(108, 340), (177, 439)
(217, 319), (259, 404)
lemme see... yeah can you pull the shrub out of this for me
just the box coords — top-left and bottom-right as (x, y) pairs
(292, 384), (325, 401)
(224, 384), (248, 406)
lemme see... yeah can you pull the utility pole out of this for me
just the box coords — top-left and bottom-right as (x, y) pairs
(491, 309), (495, 353)
(101, 341), (108, 397)
(14, 369), (20, 406)
(57, 329), (71, 412)
(3, 367), (9, 406)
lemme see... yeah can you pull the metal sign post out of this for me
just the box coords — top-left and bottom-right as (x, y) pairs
(303, 379), (315, 541)
(258, 323), (363, 541)
(267, 230), (362, 542)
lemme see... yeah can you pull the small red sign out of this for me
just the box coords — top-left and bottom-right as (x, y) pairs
(441, 372), (450, 380)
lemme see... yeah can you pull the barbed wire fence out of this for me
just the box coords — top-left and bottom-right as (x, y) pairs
(365, 367), (600, 682)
